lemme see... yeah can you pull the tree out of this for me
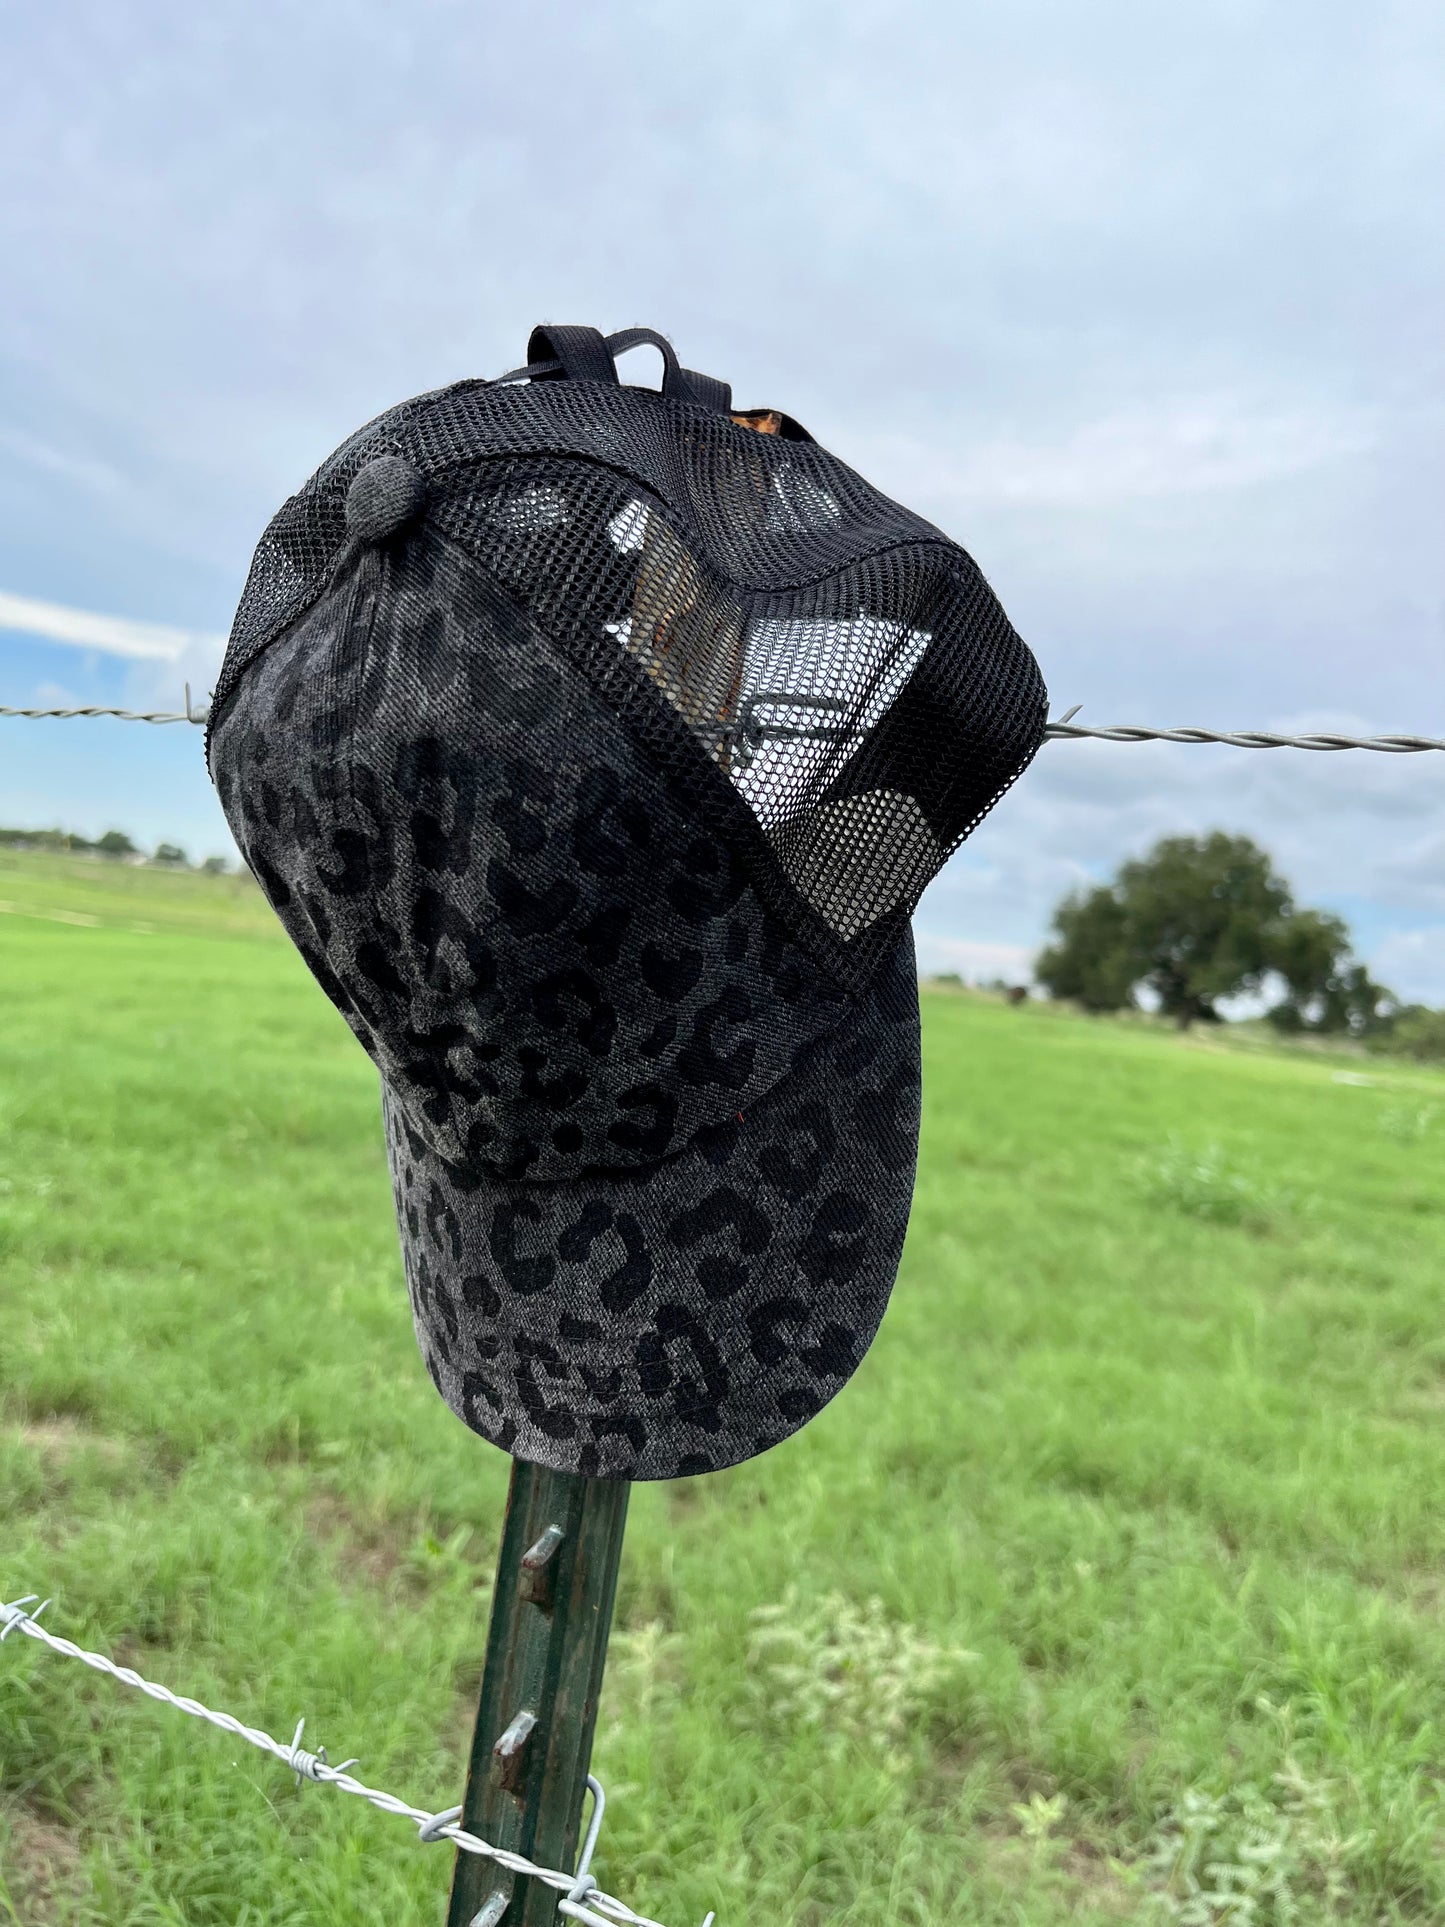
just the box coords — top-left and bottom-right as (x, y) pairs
(1317, 964), (1395, 1037)
(1374, 1005), (1445, 1063)
(1265, 906), (1350, 1028)
(153, 843), (188, 867)
(1267, 908), (1395, 1037)
(1036, 832), (1388, 1031)
(1032, 886), (1135, 1013)
(96, 830), (137, 859)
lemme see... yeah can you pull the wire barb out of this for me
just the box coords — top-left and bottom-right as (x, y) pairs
(0, 1595), (49, 1640)
(1, 1588), (702, 1927)
(286, 1716), (359, 1787)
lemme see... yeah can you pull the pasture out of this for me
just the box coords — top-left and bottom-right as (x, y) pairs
(2, 848), (1444, 1925)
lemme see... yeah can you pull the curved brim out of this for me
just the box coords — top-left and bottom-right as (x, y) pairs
(383, 934), (921, 1479)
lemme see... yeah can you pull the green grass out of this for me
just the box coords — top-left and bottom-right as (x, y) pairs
(2, 849), (1444, 1925)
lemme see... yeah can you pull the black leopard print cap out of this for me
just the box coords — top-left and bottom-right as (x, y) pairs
(207, 324), (1047, 1479)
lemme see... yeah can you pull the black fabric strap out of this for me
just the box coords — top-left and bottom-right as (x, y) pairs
(604, 327), (734, 412)
(505, 325), (733, 414)
(677, 366), (732, 413)
(526, 325), (620, 386)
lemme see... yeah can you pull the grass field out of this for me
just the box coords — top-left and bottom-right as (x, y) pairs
(3, 847), (1444, 1926)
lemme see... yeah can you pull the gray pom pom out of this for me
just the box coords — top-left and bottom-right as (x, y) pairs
(345, 456), (427, 543)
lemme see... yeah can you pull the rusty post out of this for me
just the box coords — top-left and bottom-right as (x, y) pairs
(446, 1462), (630, 1927)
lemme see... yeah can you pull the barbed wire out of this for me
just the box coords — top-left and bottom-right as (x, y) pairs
(0, 1592), (711, 1927)
(0, 683), (210, 726)
(1043, 721), (1445, 753)
(0, 702), (199, 723)
(1, 693), (1441, 751)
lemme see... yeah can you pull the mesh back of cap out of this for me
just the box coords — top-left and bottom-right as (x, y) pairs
(211, 369), (1047, 981)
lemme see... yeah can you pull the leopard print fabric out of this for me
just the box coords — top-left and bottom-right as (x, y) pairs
(212, 522), (920, 1478)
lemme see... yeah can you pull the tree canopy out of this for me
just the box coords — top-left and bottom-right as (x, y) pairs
(1035, 832), (1394, 1032)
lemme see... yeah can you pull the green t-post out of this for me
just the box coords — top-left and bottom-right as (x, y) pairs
(446, 1460), (631, 1927)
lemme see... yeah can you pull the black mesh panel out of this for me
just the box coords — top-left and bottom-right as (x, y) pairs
(210, 374), (1046, 981)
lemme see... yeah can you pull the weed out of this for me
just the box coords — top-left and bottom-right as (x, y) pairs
(1141, 1751), (1375, 1923)
(1140, 1138), (1290, 1229)
(1377, 1102), (1438, 1145)
(748, 1588), (975, 1757)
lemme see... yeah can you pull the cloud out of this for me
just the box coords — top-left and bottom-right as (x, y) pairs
(1371, 928), (1445, 1007)
(856, 396), (1377, 514)
(912, 931), (1035, 982)
(0, 426), (125, 496)
(1377, 828), (1445, 916)
(0, 588), (223, 663)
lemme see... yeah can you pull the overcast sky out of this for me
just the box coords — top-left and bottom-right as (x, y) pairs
(2, 0), (1441, 995)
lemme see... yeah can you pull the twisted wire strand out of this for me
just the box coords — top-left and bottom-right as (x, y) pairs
(2, 701), (1441, 752)
(1043, 722), (1445, 753)
(0, 703), (197, 724)
(0, 1595), (691, 1927)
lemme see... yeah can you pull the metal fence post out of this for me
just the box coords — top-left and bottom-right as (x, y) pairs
(446, 1460), (631, 1927)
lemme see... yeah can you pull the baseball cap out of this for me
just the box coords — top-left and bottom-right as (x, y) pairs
(208, 324), (1046, 1479)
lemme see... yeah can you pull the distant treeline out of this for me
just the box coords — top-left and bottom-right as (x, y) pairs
(926, 827), (1445, 1068)
(1030, 832), (1445, 1067)
(933, 970), (1445, 1067)
(0, 825), (231, 873)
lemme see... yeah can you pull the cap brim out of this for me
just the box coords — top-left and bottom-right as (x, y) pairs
(384, 932), (920, 1479)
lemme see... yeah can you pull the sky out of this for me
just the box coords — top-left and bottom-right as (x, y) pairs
(2, 0), (1441, 997)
